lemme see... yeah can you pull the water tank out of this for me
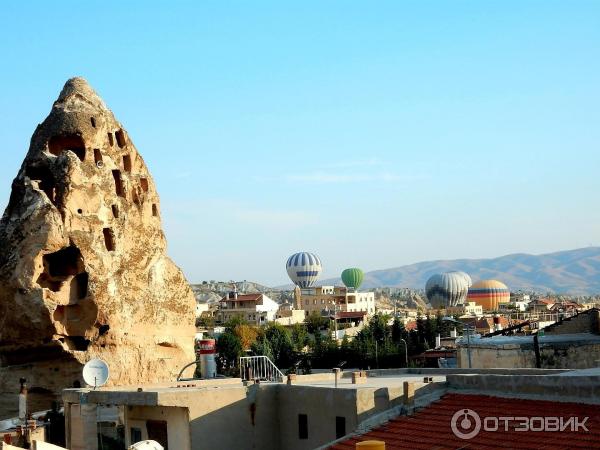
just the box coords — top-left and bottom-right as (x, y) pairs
(198, 339), (216, 378)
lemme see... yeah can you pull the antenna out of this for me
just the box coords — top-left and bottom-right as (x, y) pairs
(82, 358), (110, 390)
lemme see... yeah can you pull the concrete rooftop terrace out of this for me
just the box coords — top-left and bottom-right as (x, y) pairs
(62, 367), (600, 450)
(62, 367), (583, 406)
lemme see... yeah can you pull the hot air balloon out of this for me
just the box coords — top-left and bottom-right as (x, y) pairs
(450, 271), (472, 288)
(286, 252), (322, 288)
(425, 272), (471, 308)
(467, 280), (510, 311)
(341, 268), (364, 291)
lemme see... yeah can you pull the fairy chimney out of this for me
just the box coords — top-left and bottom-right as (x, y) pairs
(0, 78), (195, 416)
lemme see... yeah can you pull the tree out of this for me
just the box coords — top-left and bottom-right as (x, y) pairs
(264, 323), (295, 369)
(234, 323), (259, 351)
(195, 315), (215, 328)
(368, 314), (388, 343)
(216, 330), (243, 375)
(305, 312), (330, 334)
(290, 323), (309, 352)
(251, 331), (274, 361)
(391, 318), (405, 345)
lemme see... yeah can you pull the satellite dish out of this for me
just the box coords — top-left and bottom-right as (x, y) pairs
(130, 440), (164, 450)
(82, 358), (110, 389)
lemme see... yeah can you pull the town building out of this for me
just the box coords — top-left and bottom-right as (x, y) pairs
(274, 302), (307, 325)
(217, 290), (279, 324)
(294, 286), (375, 316)
(195, 302), (210, 318)
(60, 364), (600, 450)
(456, 308), (600, 369)
(445, 301), (483, 317)
(527, 298), (555, 314)
(459, 316), (510, 335)
(498, 300), (529, 312)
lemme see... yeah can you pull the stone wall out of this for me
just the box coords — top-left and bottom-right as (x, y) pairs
(457, 337), (600, 369)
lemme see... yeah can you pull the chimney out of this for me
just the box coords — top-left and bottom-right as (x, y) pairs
(18, 378), (27, 422)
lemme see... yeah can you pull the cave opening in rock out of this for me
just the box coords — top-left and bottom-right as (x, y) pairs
(48, 135), (86, 161)
(108, 132), (114, 146)
(112, 170), (125, 197)
(140, 177), (149, 192)
(123, 154), (132, 172)
(36, 273), (62, 292)
(152, 204), (158, 217)
(25, 165), (57, 205)
(94, 148), (103, 166)
(103, 228), (115, 251)
(37, 246), (86, 296)
(98, 324), (110, 336)
(115, 129), (126, 148)
(64, 336), (90, 351)
(74, 272), (89, 299)
(45, 246), (82, 277)
(91, 117), (96, 128)
(111, 204), (119, 218)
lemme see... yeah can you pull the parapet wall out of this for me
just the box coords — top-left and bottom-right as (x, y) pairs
(447, 373), (600, 405)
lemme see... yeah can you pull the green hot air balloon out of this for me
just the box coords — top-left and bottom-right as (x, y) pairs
(341, 268), (364, 291)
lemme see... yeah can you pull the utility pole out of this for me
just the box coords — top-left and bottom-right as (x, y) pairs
(399, 338), (408, 367)
(466, 326), (472, 369)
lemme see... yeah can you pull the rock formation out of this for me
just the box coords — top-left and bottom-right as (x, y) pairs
(0, 78), (195, 417)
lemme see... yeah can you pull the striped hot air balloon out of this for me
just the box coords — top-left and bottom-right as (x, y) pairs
(286, 252), (322, 288)
(341, 268), (364, 290)
(425, 272), (471, 308)
(467, 280), (510, 311)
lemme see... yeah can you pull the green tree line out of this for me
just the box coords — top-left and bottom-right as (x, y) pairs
(215, 313), (462, 375)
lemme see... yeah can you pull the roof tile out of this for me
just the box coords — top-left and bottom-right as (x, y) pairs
(330, 393), (600, 449)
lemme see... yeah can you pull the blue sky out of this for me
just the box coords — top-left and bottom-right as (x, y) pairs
(1, 1), (599, 285)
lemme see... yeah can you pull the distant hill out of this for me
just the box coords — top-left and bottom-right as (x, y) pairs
(190, 280), (292, 304)
(320, 247), (600, 295)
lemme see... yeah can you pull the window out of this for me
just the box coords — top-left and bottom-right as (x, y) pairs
(298, 414), (308, 440)
(336, 416), (346, 439)
(131, 427), (142, 444)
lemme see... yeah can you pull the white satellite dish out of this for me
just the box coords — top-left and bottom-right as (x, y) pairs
(82, 358), (110, 389)
(130, 441), (164, 450)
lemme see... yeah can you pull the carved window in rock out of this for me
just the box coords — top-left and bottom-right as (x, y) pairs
(48, 135), (86, 161)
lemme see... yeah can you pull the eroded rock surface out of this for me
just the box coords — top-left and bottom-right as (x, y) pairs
(0, 78), (195, 417)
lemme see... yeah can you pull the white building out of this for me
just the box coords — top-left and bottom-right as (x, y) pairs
(217, 291), (279, 324)
(498, 301), (529, 313)
(195, 302), (210, 317)
(446, 301), (483, 317)
(294, 286), (375, 316)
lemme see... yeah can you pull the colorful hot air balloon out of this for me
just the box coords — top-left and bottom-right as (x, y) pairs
(341, 268), (364, 290)
(467, 280), (510, 311)
(286, 252), (322, 288)
(425, 272), (471, 308)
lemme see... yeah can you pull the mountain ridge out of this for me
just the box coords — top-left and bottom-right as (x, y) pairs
(318, 247), (600, 294)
